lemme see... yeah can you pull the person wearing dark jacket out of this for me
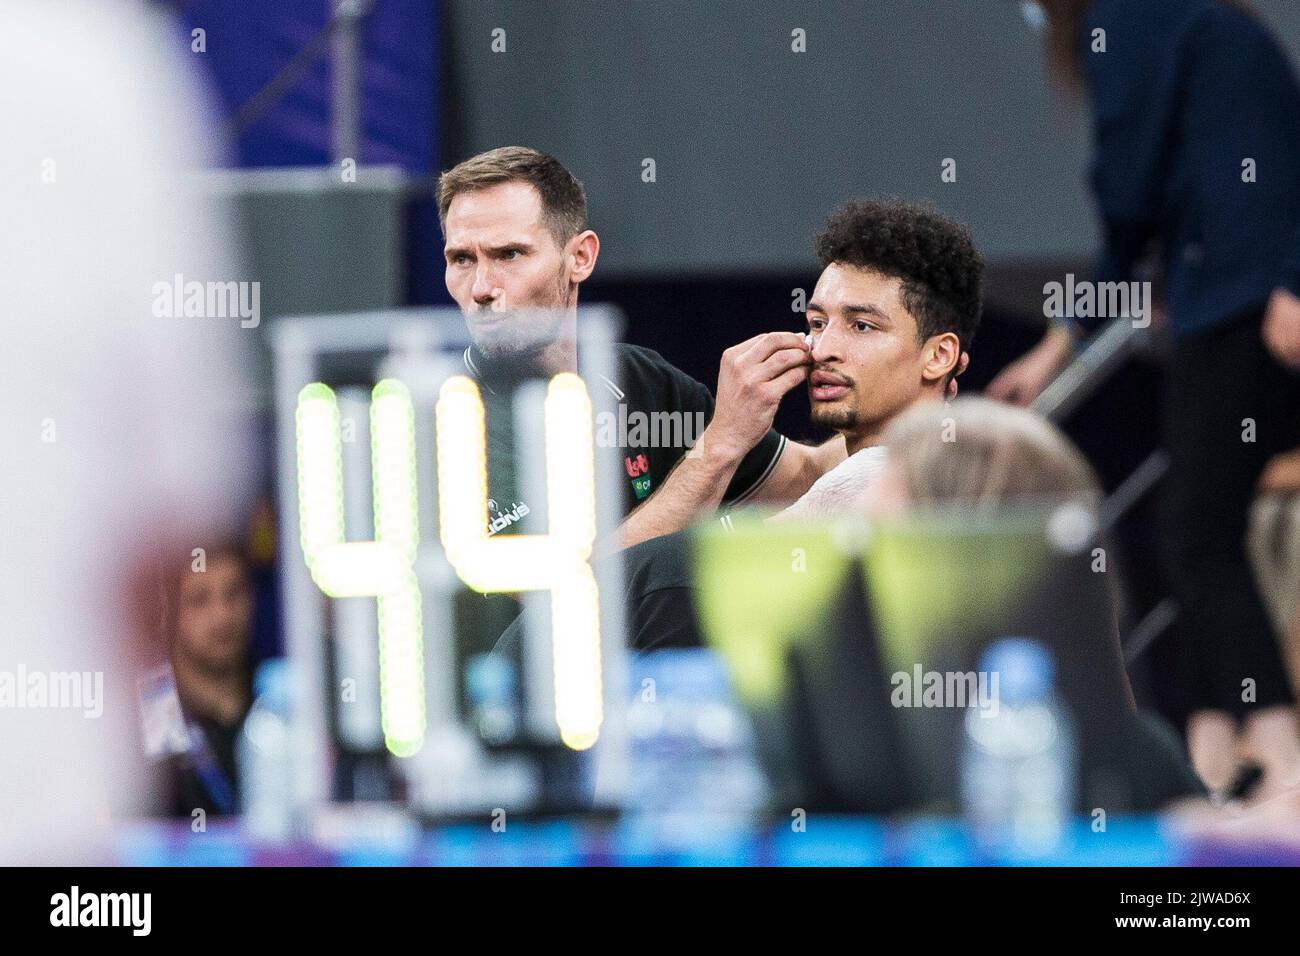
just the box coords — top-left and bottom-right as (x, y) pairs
(161, 544), (255, 818)
(987, 0), (1300, 798)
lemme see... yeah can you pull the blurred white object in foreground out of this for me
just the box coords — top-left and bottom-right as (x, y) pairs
(0, 0), (255, 862)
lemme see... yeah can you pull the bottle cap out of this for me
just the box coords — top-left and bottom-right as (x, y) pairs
(978, 638), (1053, 706)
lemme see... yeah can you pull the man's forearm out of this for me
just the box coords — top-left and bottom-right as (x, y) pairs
(616, 436), (744, 550)
(614, 430), (847, 549)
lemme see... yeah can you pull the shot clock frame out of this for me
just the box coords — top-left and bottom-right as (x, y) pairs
(269, 306), (632, 823)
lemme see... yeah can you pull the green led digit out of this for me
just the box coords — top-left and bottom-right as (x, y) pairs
(295, 380), (425, 758)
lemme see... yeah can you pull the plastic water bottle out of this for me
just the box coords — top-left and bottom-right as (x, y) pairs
(960, 638), (1077, 857)
(238, 658), (295, 842)
(466, 653), (521, 745)
(626, 649), (768, 839)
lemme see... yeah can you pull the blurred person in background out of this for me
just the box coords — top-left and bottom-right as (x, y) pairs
(863, 397), (1204, 809)
(148, 544), (256, 818)
(869, 397), (1102, 515)
(1250, 448), (1300, 698)
(0, 0), (257, 860)
(986, 0), (1300, 800)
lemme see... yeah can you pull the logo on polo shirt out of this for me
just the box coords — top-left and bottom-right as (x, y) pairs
(625, 454), (653, 500)
(486, 498), (530, 536)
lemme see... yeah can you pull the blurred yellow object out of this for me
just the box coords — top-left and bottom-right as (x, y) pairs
(693, 513), (854, 704)
(863, 512), (1051, 675)
(692, 510), (1052, 705)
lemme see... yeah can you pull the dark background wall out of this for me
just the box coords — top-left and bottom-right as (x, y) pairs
(442, 0), (1300, 277)
(442, 0), (1096, 275)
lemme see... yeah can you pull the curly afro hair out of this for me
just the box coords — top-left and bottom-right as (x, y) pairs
(814, 198), (983, 353)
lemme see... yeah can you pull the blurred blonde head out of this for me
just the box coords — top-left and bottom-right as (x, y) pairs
(1, 0), (254, 862)
(869, 397), (1101, 514)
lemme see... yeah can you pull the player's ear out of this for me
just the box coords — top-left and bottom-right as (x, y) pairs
(922, 331), (961, 385)
(568, 229), (599, 283)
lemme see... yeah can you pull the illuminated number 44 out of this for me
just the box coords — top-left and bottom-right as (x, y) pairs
(295, 374), (603, 757)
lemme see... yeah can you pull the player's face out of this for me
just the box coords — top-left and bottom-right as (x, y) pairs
(175, 556), (251, 672)
(443, 181), (572, 356)
(805, 264), (929, 438)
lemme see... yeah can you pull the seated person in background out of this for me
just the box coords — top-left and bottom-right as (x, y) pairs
(140, 543), (255, 818)
(863, 397), (1203, 810)
(865, 396), (1104, 515)
(811, 396), (1204, 809)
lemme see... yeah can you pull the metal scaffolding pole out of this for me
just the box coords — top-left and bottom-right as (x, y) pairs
(331, 0), (368, 164)
(217, 0), (374, 158)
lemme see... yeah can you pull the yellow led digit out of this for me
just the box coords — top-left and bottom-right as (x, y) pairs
(369, 380), (425, 758)
(437, 373), (603, 751)
(544, 375), (602, 751)
(295, 380), (426, 758)
(296, 382), (345, 566)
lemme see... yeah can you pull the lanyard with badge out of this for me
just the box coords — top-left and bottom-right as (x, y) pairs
(137, 663), (237, 814)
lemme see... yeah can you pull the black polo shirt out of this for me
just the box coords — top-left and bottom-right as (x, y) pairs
(462, 342), (786, 535)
